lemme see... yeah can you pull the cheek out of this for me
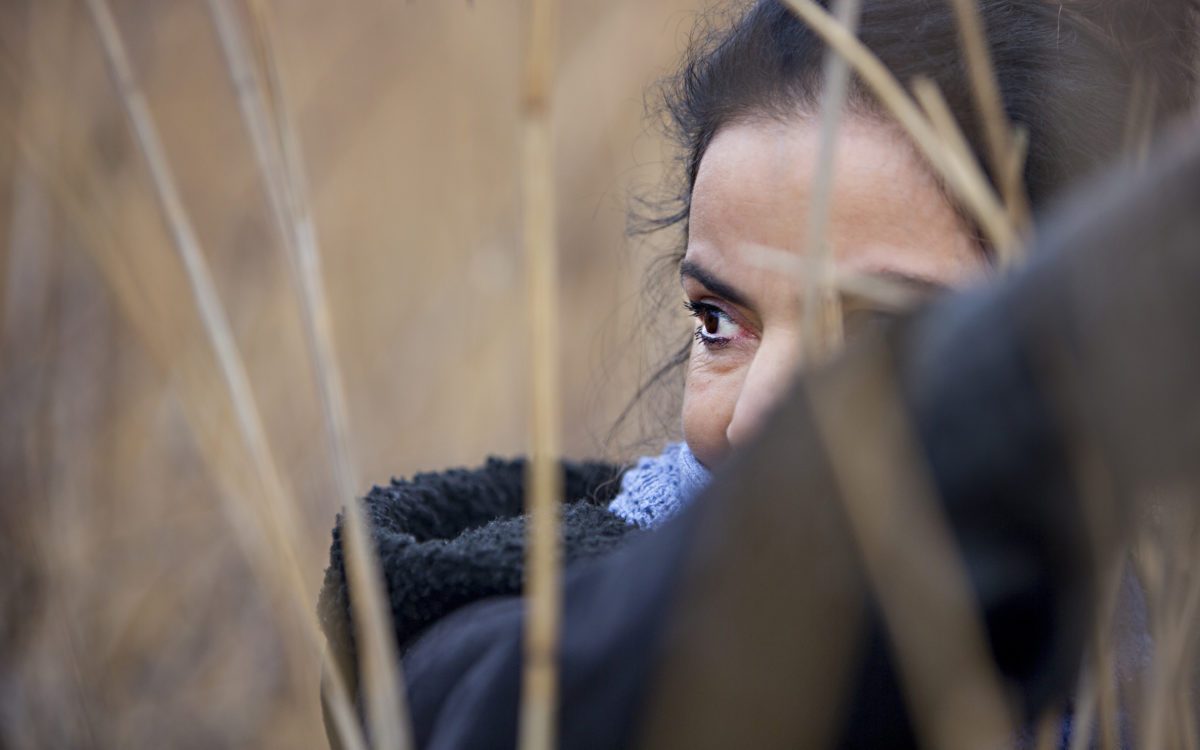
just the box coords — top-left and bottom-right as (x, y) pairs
(681, 347), (746, 468)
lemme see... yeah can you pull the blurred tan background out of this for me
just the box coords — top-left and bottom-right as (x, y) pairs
(0, 0), (704, 746)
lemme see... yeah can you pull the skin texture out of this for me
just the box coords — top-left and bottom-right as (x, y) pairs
(681, 116), (987, 468)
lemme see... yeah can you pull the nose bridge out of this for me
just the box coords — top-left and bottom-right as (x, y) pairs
(726, 329), (803, 446)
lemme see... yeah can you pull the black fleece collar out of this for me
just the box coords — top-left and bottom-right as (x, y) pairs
(318, 457), (632, 669)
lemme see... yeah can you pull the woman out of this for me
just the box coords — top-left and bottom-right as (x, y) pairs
(318, 0), (1197, 745)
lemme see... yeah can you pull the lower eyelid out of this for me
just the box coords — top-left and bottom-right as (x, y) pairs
(694, 328), (739, 352)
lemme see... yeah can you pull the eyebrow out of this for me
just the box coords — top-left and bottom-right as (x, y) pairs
(679, 260), (751, 308)
(868, 269), (952, 295)
(681, 259), (953, 309)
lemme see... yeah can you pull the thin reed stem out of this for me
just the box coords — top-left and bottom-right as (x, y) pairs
(1004, 124), (1029, 209)
(911, 74), (1032, 258)
(1093, 561), (1126, 750)
(799, 0), (860, 363)
(946, 0), (1031, 233)
(1069, 660), (1098, 750)
(78, 2), (366, 748)
(779, 0), (1021, 260)
(5, 105), (368, 750)
(3, 12), (96, 740)
(1035, 707), (1064, 750)
(1123, 74), (1159, 169)
(518, 0), (563, 748)
(808, 346), (1015, 750)
(1143, 507), (1200, 750)
(740, 242), (934, 311)
(911, 77), (978, 180)
(205, 1), (411, 746)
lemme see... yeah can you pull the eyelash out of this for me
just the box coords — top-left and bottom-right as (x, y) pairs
(683, 300), (736, 350)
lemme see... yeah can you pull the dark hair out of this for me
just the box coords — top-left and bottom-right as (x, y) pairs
(646, 0), (1199, 235)
(613, 0), (1197, 450)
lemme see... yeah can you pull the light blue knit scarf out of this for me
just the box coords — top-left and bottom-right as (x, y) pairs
(607, 442), (712, 529)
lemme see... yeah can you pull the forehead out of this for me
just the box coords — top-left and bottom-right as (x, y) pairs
(686, 117), (982, 286)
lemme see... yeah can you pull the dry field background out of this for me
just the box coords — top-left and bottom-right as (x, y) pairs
(2, 1), (1198, 749)
(0, 1), (703, 746)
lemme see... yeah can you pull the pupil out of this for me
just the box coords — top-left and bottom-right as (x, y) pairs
(703, 312), (719, 335)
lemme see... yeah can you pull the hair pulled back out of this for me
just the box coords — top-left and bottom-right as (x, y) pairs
(645, 0), (1199, 234)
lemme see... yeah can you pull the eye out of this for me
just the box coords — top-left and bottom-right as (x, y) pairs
(684, 300), (742, 348)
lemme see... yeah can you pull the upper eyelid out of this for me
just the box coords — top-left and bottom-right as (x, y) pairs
(684, 297), (756, 338)
(684, 299), (722, 314)
(684, 298), (733, 321)
(681, 273), (758, 323)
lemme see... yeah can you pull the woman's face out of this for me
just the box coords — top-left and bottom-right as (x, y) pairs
(681, 116), (986, 468)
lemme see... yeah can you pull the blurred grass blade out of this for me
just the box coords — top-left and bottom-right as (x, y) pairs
(78, 1), (366, 748)
(1069, 661), (1098, 750)
(809, 345), (1015, 750)
(518, 0), (563, 748)
(946, 0), (1031, 234)
(912, 76), (979, 181)
(911, 74), (1031, 265)
(205, 1), (411, 747)
(1036, 707), (1065, 750)
(1140, 499), (1200, 750)
(740, 242), (941, 312)
(1123, 74), (1158, 168)
(799, 0), (860, 362)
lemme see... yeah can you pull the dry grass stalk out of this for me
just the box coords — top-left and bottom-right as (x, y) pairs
(1, 170), (54, 364)
(16, 125), (368, 750)
(1068, 660), (1099, 750)
(1, 15), (88, 738)
(1091, 562), (1126, 750)
(809, 346), (1015, 750)
(780, 0), (1021, 261)
(1123, 74), (1159, 168)
(1138, 498), (1200, 750)
(1184, 696), (1199, 750)
(205, 1), (411, 746)
(946, 0), (1031, 234)
(914, 75), (1031, 253)
(1036, 343), (1135, 750)
(519, 0), (563, 748)
(77, 2), (367, 748)
(1035, 707), (1065, 750)
(911, 76), (978, 180)
(1094, 640), (1120, 750)
(1, 106), (319, 744)
(740, 242), (936, 311)
(3, 0), (62, 362)
(799, 0), (860, 363)
(1003, 124), (1029, 210)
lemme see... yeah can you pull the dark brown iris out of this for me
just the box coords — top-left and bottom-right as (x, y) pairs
(702, 310), (720, 335)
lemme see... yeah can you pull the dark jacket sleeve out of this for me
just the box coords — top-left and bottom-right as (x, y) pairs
(390, 128), (1200, 750)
